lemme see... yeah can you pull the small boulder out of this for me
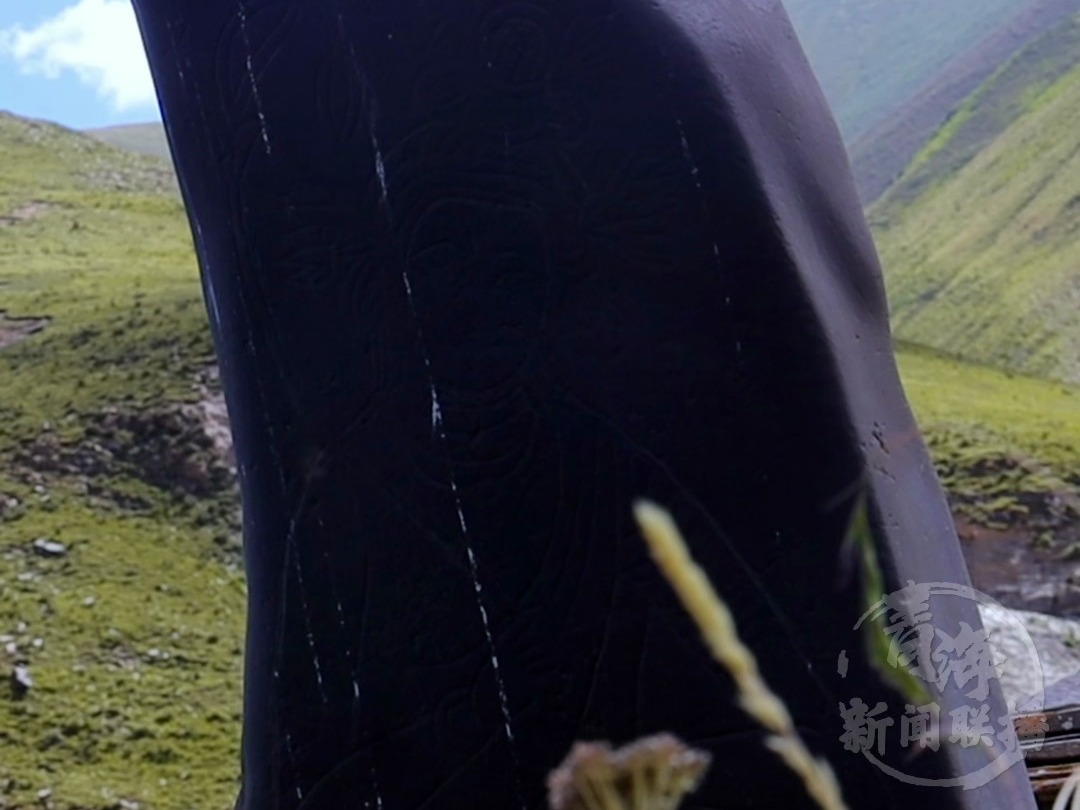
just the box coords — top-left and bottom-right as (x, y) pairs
(10, 665), (33, 699)
(31, 538), (67, 558)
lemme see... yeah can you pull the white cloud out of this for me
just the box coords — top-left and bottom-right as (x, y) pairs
(0, 0), (155, 112)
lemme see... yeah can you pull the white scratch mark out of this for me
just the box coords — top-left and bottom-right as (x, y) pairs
(307, 630), (324, 686)
(237, 2), (272, 155)
(333, 16), (522, 801)
(335, 5), (391, 217)
(372, 133), (389, 207)
(283, 733), (304, 801)
(394, 196), (521, 767)
(284, 732), (303, 801)
(412, 316), (519, 750)
(677, 122), (701, 183)
(451, 483), (469, 537)
(169, 24), (186, 84)
(678, 118), (740, 360)
(675, 118), (718, 260)
(285, 510), (329, 705)
(323, 549), (348, 631)
(462, 529), (515, 743)
(371, 767), (385, 810)
(429, 383), (442, 433)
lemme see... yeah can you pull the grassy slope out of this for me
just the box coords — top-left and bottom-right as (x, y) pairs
(0, 112), (244, 810)
(0, 107), (1078, 808)
(868, 16), (1080, 385)
(878, 15), (1080, 210)
(84, 124), (171, 162)
(897, 344), (1080, 529)
(848, 0), (1080, 204)
(783, 0), (1034, 140)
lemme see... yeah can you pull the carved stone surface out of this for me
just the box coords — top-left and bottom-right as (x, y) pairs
(132, 1), (1035, 807)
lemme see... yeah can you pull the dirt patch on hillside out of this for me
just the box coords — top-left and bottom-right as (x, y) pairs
(0, 311), (49, 349)
(15, 405), (235, 501)
(0, 200), (55, 227)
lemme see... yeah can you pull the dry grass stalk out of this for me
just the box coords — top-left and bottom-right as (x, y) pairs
(632, 500), (850, 810)
(547, 733), (711, 810)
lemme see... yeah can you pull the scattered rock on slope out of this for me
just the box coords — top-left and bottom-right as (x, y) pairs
(0, 311), (49, 350)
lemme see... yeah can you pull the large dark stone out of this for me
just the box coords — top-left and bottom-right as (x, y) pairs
(132, 1), (1036, 808)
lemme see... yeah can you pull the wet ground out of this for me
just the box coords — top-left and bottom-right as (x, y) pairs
(959, 518), (1080, 617)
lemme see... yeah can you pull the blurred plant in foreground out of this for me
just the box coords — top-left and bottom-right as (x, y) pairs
(547, 734), (711, 810)
(632, 500), (849, 810)
(545, 501), (852, 810)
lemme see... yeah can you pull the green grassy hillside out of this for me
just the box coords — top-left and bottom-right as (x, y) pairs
(0, 112), (244, 810)
(0, 108), (1077, 808)
(896, 344), (1080, 529)
(783, 0), (1037, 140)
(869, 14), (1080, 385)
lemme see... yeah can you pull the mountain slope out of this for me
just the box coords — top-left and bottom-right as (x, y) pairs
(85, 122), (171, 161)
(783, 0), (1037, 140)
(869, 15), (1080, 385)
(848, 0), (1080, 204)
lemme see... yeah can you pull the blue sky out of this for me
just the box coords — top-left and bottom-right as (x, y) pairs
(0, 0), (160, 130)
